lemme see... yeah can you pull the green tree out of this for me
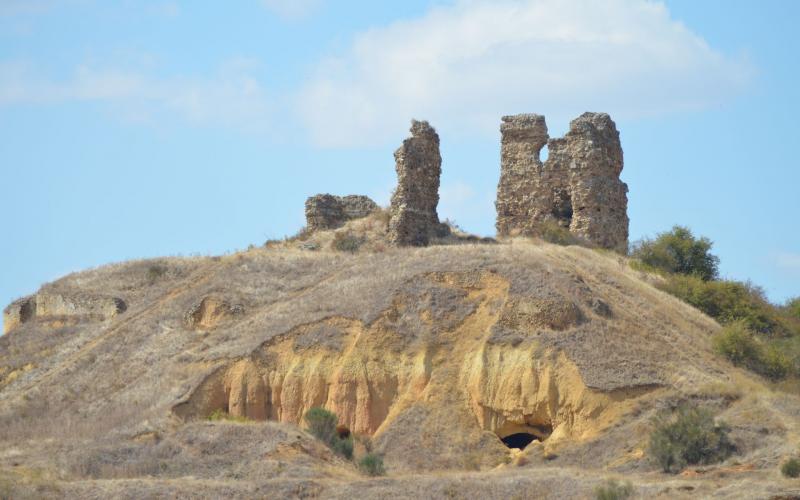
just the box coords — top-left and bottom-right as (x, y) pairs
(631, 226), (719, 280)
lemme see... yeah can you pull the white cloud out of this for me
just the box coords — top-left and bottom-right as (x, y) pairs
(0, 58), (271, 131)
(775, 252), (800, 273)
(261, 0), (321, 19)
(298, 0), (753, 147)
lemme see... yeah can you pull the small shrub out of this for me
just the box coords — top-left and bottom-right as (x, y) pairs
(331, 231), (364, 253)
(304, 407), (338, 444)
(146, 264), (168, 283)
(787, 297), (800, 320)
(661, 275), (783, 335)
(712, 322), (791, 380)
(648, 404), (735, 473)
(781, 457), (800, 478)
(358, 453), (386, 476)
(533, 220), (584, 246)
(594, 479), (634, 500)
(630, 225), (719, 280)
(303, 407), (354, 459)
(713, 321), (763, 368)
(332, 435), (354, 459)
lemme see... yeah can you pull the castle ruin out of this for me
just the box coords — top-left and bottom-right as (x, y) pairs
(387, 120), (446, 246)
(301, 113), (628, 252)
(305, 194), (378, 231)
(495, 112), (629, 252)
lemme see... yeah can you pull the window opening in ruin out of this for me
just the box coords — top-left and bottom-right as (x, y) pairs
(539, 144), (549, 162)
(501, 433), (537, 450)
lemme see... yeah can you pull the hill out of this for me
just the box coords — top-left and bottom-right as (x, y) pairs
(2, 216), (799, 498)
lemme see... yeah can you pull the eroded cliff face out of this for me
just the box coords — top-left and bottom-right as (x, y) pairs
(173, 270), (637, 454)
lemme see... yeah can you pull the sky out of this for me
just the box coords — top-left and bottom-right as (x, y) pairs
(0, 0), (798, 312)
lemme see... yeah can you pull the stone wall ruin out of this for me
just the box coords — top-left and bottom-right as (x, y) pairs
(387, 120), (445, 246)
(304, 194), (378, 231)
(495, 112), (629, 252)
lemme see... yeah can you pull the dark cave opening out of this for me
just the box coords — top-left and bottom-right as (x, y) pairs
(336, 425), (351, 439)
(501, 433), (537, 450)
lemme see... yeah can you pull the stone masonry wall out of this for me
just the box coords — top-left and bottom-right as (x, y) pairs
(495, 112), (628, 252)
(305, 194), (378, 231)
(388, 120), (444, 246)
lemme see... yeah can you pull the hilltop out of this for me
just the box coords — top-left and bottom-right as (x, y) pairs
(1, 114), (799, 499)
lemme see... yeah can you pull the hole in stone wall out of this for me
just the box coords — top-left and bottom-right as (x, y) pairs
(501, 433), (537, 450)
(539, 144), (549, 162)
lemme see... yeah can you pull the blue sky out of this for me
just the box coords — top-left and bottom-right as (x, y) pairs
(0, 0), (798, 311)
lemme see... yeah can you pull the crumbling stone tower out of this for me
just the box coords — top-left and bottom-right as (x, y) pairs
(388, 120), (444, 246)
(495, 112), (629, 252)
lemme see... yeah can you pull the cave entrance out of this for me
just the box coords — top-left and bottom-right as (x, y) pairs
(497, 422), (553, 450)
(501, 433), (537, 450)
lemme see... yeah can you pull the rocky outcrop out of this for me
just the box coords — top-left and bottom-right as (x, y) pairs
(388, 120), (445, 246)
(3, 293), (127, 333)
(495, 112), (629, 252)
(305, 194), (378, 231)
(184, 297), (244, 330)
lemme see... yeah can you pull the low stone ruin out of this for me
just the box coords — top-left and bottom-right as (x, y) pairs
(304, 194), (378, 231)
(388, 120), (446, 246)
(495, 112), (629, 252)
(184, 296), (244, 330)
(3, 292), (127, 334)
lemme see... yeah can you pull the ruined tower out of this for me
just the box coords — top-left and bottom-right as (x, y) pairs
(495, 112), (629, 252)
(388, 120), (444, 246)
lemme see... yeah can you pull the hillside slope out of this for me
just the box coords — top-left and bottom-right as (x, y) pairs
(1, 230), (799, 499)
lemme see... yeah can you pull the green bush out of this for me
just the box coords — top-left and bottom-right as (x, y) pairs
(648, 405), (735, 473)
(712, 321), (763, 368)
(304, 407), (338, 444)
(660, 275), (783, 335)
(712, 322), (791, 380)
(332, 435), (354, 459)
(631, 225), (719, 280)
(331, 231), (364, 253)
(594, 479), (634, 500)
(781, 457), (800, 478)
(358, 453), (386, 476)
(786, 298), (800, 320)
(303, 407), (354, 459)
